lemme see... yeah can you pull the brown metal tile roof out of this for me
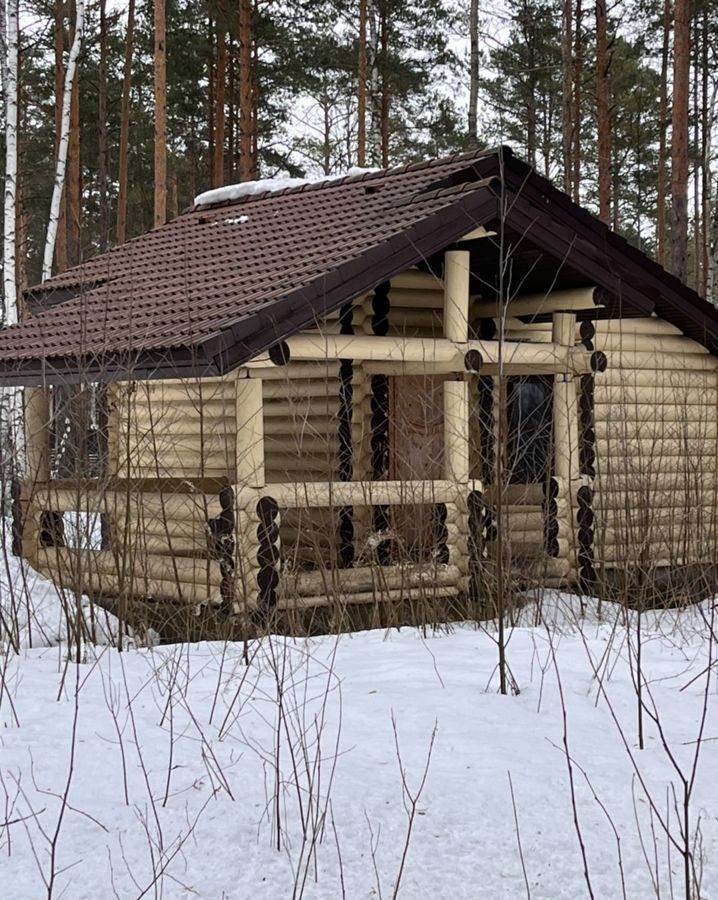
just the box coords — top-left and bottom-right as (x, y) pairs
(1, 145), (717, 384)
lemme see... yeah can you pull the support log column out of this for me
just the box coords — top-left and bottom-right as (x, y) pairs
(551, 312), (583, 585)
(22, 387), (52, 559)
(443, 250), (471, 589)
(235, 375), (269, 612)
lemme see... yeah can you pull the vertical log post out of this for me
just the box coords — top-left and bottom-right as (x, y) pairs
(443, 250), (471, 588)
(235, 374), (265, 612)
(22, 387), (52, 558)
(551, 312), (581, 583)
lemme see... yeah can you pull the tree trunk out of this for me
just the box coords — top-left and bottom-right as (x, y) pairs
(572, 0), (582, 202)
(700, 9), (709, 297)
(116, 0), (135, 245)
(53, 0), (67, 273)
(3, 0), (19, 325)
(357, 0), (367, 166)
(238, 0), (255, 181)
(656, 0), (671, 266)
(595, 0), (610, 224)
(561, 0), (573, 195)
(154, 0), (167, 227)
(66, 44), (81, 268)
(213, 22), (226, 188)
(368, 1), (381, 164)
(208, 16), (215, 185)
(670, 0), (691, 282)
(98, 0), (109, 252)
(42, 0), (85, 282)
(227, 34), (235, 181)
(692, 14), (700, 290)
(379, 2), (389, 167)
(468, 0), (479, 144)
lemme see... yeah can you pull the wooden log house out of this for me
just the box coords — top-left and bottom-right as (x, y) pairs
(4, 146), (718, 636)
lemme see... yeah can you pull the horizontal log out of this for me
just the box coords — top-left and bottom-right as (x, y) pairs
(280, 563), (461, 597)
(34, 486), (222, 517)
(594, 334), (710, 355)
(594, 438), (717, 457)
(594, 490), (718, 510)
(598, 369), (717, 388)
(596, 469), (718, 489)
(283, 335), (594, 374)
(600, 351), (718, 372)
(595, 420), (718, 440)
(262, 399), (341, 418)
(593, 317), (684, 336)
(235, 479), (479, 509)
(594, 386), (714, 406)
(474, 287), (602, 318)
(262, 380), (342, 400)
(35, 547), (222, 603)
(275, 584), (460, 611)
(246, 362), (341, 379)
(390, 270), (443, 292)
(484, 484), (545, 505)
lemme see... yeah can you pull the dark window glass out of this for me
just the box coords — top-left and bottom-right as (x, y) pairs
(507, 376), (553, 483)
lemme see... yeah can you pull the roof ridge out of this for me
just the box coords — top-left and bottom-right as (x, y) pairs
(190, 146), (504, 212)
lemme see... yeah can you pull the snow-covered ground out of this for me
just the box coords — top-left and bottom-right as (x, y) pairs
(1, 553), (717, 899)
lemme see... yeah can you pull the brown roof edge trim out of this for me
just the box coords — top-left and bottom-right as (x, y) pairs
(201, 190), (501, 374)
(0, 346), (219, 387)
(501, 189), (655, 318)
(500, 154), (718, 330)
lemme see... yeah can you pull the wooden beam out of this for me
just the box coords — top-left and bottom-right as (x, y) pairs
(280, 334), (595, 374)
(24, 387), (51, 485)
(476, 287), (603, 318)
(236, 375), (264, 487)
(444, 249), (470, 343)
(444, 381), (469, 482)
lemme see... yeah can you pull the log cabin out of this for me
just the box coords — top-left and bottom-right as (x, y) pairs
(3, 145), (718, 637)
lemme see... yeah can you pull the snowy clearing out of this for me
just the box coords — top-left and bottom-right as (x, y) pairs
(1, 557), (717, 898)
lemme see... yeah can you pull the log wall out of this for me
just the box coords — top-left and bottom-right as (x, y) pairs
(591, 316), (718, 570)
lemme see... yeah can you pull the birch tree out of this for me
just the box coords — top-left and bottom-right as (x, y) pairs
(42, 0), (86, 282)
(3, 0), (18, 324)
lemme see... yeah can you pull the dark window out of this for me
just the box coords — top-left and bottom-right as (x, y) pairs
(507, 376), (553, 483)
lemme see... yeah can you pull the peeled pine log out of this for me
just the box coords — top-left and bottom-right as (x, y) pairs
(280, 563), (461, 598)
(247, 362), (341, 380)
(391, 269), (443, 291)
(595, 419), (718, 440)
(263, 399), (340, 418)
(594, 386), (714, 407)
(36, 547), (222, 602)
(387, 290), (444, 310)
(599, 351), (718, 372)
(593, 316), (683, 336)
(276, 584), (460, 611)
(235, 478), (469, 510)
(598, 368), (717, 388)
(473, 287), (603, 318)
(262, 380), (341, 400)
(594, 333), (710, 354)
(593, 437), (717, 457)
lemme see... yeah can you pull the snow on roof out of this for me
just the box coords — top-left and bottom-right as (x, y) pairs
(193, 166), (379, 208)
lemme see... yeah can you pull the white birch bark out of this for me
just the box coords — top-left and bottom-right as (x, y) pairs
(41, 0), (85, 282)
(3, 0), (18, 324)
(704, 83), (718, 305)
(367, 1), (381, 166)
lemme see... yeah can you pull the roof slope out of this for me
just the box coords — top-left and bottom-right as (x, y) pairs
(0, 150), (500, 383)
(1, 145), (718, 384)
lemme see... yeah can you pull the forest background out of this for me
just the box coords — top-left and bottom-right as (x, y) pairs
(0, 0), (713, 319)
